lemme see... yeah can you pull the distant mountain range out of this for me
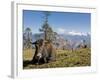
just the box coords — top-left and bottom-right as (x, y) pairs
(59, 33), (90, 43)
(32, 33), (90, 42)
(32, 33), (91, 49)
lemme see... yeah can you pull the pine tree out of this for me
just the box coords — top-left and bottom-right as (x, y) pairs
(23, 27), (32, 49)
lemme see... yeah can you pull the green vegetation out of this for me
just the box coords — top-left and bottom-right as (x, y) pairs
(23, 48), (91, 69)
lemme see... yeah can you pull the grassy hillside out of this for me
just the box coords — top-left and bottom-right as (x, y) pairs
(23, 48), (91, 69)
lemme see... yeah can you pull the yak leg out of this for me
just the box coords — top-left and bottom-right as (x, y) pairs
(42, 48), (48, 63)
(43, 57), (47, 63)
(49, 49), (56, 61)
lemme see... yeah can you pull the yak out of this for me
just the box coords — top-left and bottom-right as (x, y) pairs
(31, 39), (56, 64)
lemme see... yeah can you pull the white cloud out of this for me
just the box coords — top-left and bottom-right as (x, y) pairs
(57, 28), (89, 36)
(57, 28), (66, 34)
(67, 31), (88, 36)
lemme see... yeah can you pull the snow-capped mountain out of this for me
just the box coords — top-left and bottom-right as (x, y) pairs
(32, 32), (91, 49)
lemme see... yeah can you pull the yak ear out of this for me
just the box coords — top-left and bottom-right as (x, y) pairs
(31, 41), (37, 44)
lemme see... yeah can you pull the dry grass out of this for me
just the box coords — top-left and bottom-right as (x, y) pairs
(23, 48), (91, 69)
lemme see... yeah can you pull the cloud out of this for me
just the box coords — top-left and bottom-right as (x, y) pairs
(57, 28), (66, 34)
(57, 28), (91, 36)
(57, 28), (89, 36)
(67, 31), (88, 36)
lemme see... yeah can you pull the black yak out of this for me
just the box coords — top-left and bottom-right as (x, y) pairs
(31, 39), (56, 64)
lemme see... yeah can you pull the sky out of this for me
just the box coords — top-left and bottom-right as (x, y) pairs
(23, 10), (91, 36)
